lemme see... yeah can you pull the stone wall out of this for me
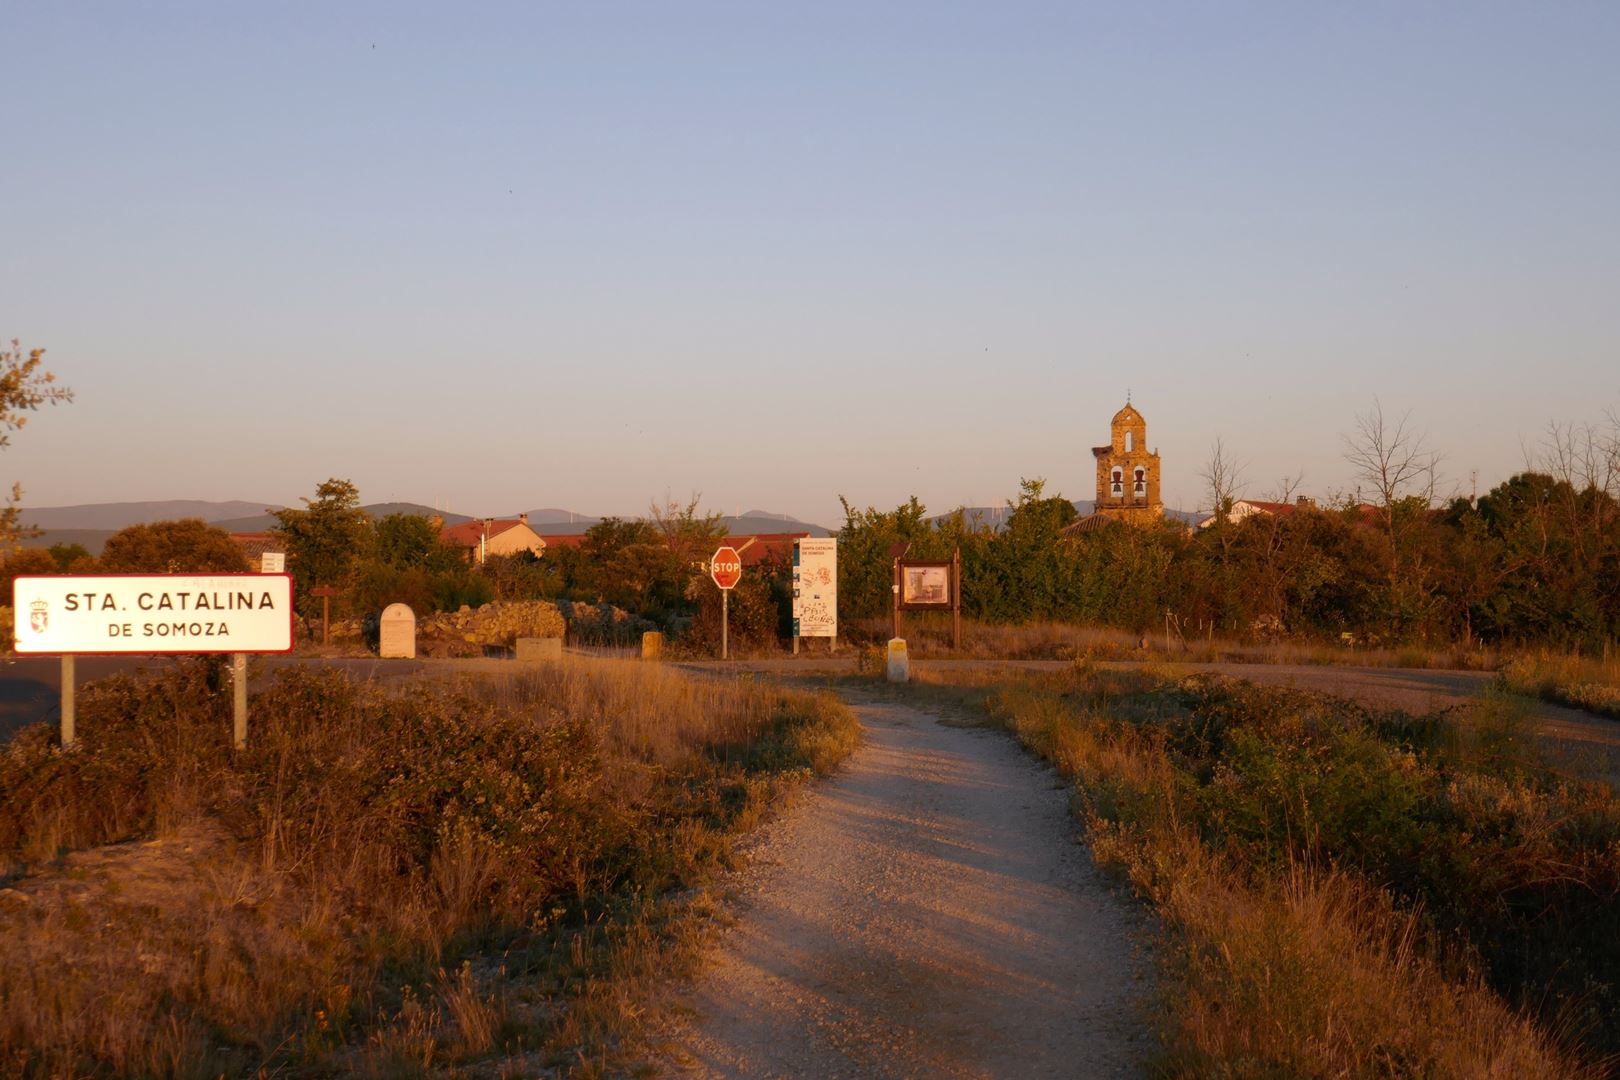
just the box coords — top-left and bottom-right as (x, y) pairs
(335, 598), (654, 656)
(415, 600), (567, 648)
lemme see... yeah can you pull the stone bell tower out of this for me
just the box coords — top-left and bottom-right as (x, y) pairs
(1092, 401), (1163, 524)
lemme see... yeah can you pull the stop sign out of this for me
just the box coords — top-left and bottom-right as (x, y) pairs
(710, 546), (743, 590)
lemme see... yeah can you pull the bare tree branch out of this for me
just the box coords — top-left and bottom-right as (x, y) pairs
(1342, 399), (1442, 523)
(1198, 437), (1247, 522)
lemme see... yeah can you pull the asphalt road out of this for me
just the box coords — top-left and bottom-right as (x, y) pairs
(6, 653), (1616, 782)
(683, 656), (1620, 783)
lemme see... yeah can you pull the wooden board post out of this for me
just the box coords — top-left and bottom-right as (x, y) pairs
(311, 586), (339, 646)
(953, 547), (962, 651)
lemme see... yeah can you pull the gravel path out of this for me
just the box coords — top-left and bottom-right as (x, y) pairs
(657, 695), (1154, 1078)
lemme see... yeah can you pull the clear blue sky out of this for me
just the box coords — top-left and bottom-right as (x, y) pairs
(4, 2), (1617, 526)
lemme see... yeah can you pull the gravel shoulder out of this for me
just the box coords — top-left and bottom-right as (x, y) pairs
(654, 694), (1155, 1079)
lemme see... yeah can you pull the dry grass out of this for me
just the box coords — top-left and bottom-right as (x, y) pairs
(1497, 651), (1620, 720)
(1152, 848), (1582, 1079)
(857, 614), (1503, 670)
(906, 664), (1610, 1078)
(0, 657), (859, 1077)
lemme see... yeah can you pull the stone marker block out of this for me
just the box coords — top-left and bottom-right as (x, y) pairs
(379, 603), (416, 659)
(515, 636), (563, 662)
(886, 638), (909, 683)
(641, 631), (664, 660)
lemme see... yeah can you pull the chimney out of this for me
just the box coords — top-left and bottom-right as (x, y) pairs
(519, 513), (528, 526)
(1296, 495), (1314, 509)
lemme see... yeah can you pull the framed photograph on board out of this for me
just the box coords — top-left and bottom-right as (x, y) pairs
(899, 560), (952, 609)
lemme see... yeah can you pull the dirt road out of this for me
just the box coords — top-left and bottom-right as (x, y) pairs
(657, 695), (1154, 1079)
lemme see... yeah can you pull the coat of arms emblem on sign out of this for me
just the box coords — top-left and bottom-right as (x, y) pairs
(29, 600), (48, 634)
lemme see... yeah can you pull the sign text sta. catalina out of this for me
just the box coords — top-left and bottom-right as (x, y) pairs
(12, 575), (295, 655)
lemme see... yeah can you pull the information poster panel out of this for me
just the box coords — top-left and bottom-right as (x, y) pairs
(792, 538), (838, 638)
(13, 575), (296, 655)
(899, 561), (953, 609)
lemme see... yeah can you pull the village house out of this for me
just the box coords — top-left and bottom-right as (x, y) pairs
(1194, 497), (1382, 530)
(441, 514), (547, 564)
(1196, 496), (1319, 529)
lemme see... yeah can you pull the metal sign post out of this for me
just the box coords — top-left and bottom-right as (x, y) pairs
(710, 546), (743, 660)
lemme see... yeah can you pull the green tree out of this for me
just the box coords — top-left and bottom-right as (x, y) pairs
(0, 547), (57, 598)
(650, 495), (728, 572)
(981, 478), (1079, 620)
(372, 512), (463, 574)
(271, 479), (371, 618)
(46, 542), (93, 572)
(0, 340), (73, 553)
(687, 572), (780, 655)
(835, 496), (934, 622)
(99, 519), (249, 573)
(353, 512), (495, 616)
(478, 550), (558, 602)
(574, 517), (688, 615)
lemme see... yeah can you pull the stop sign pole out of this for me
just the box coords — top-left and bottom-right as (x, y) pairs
(710, 545), (742, 659)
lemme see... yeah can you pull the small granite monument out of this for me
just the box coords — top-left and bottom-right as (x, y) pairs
(379, 603), (416, 659)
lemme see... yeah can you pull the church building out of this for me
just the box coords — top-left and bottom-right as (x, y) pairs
(1090, 401), (1164, 525)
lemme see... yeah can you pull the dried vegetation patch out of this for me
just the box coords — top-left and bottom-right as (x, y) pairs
(0, 658), (858, 1077)
(909, 664), (1619, 1078)
(1497, 652), (1620, 721)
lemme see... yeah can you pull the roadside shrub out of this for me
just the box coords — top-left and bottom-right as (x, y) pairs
(684, 575), (780, 655)
(0, 660), (234, 865)
(969, 667), (1618, 1073)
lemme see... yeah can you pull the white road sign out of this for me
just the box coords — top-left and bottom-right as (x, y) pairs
(12, 575), (295, 655)
(792, 538), (837, 638)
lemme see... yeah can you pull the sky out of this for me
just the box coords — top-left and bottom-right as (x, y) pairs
(3, 2), (1617, 527)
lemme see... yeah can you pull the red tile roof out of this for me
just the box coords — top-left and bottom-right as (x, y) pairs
(1059, 513), (1120, 536)
(535, 533), (586, 550)
(726, 533), (810, 566)
(441, 519), (530, 549)
(229, 532), (282, 559)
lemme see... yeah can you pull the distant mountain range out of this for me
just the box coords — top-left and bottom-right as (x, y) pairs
(19, 497), (1216, 555)
(22, 500), (279, 531)
(19, 500), (833, 553)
